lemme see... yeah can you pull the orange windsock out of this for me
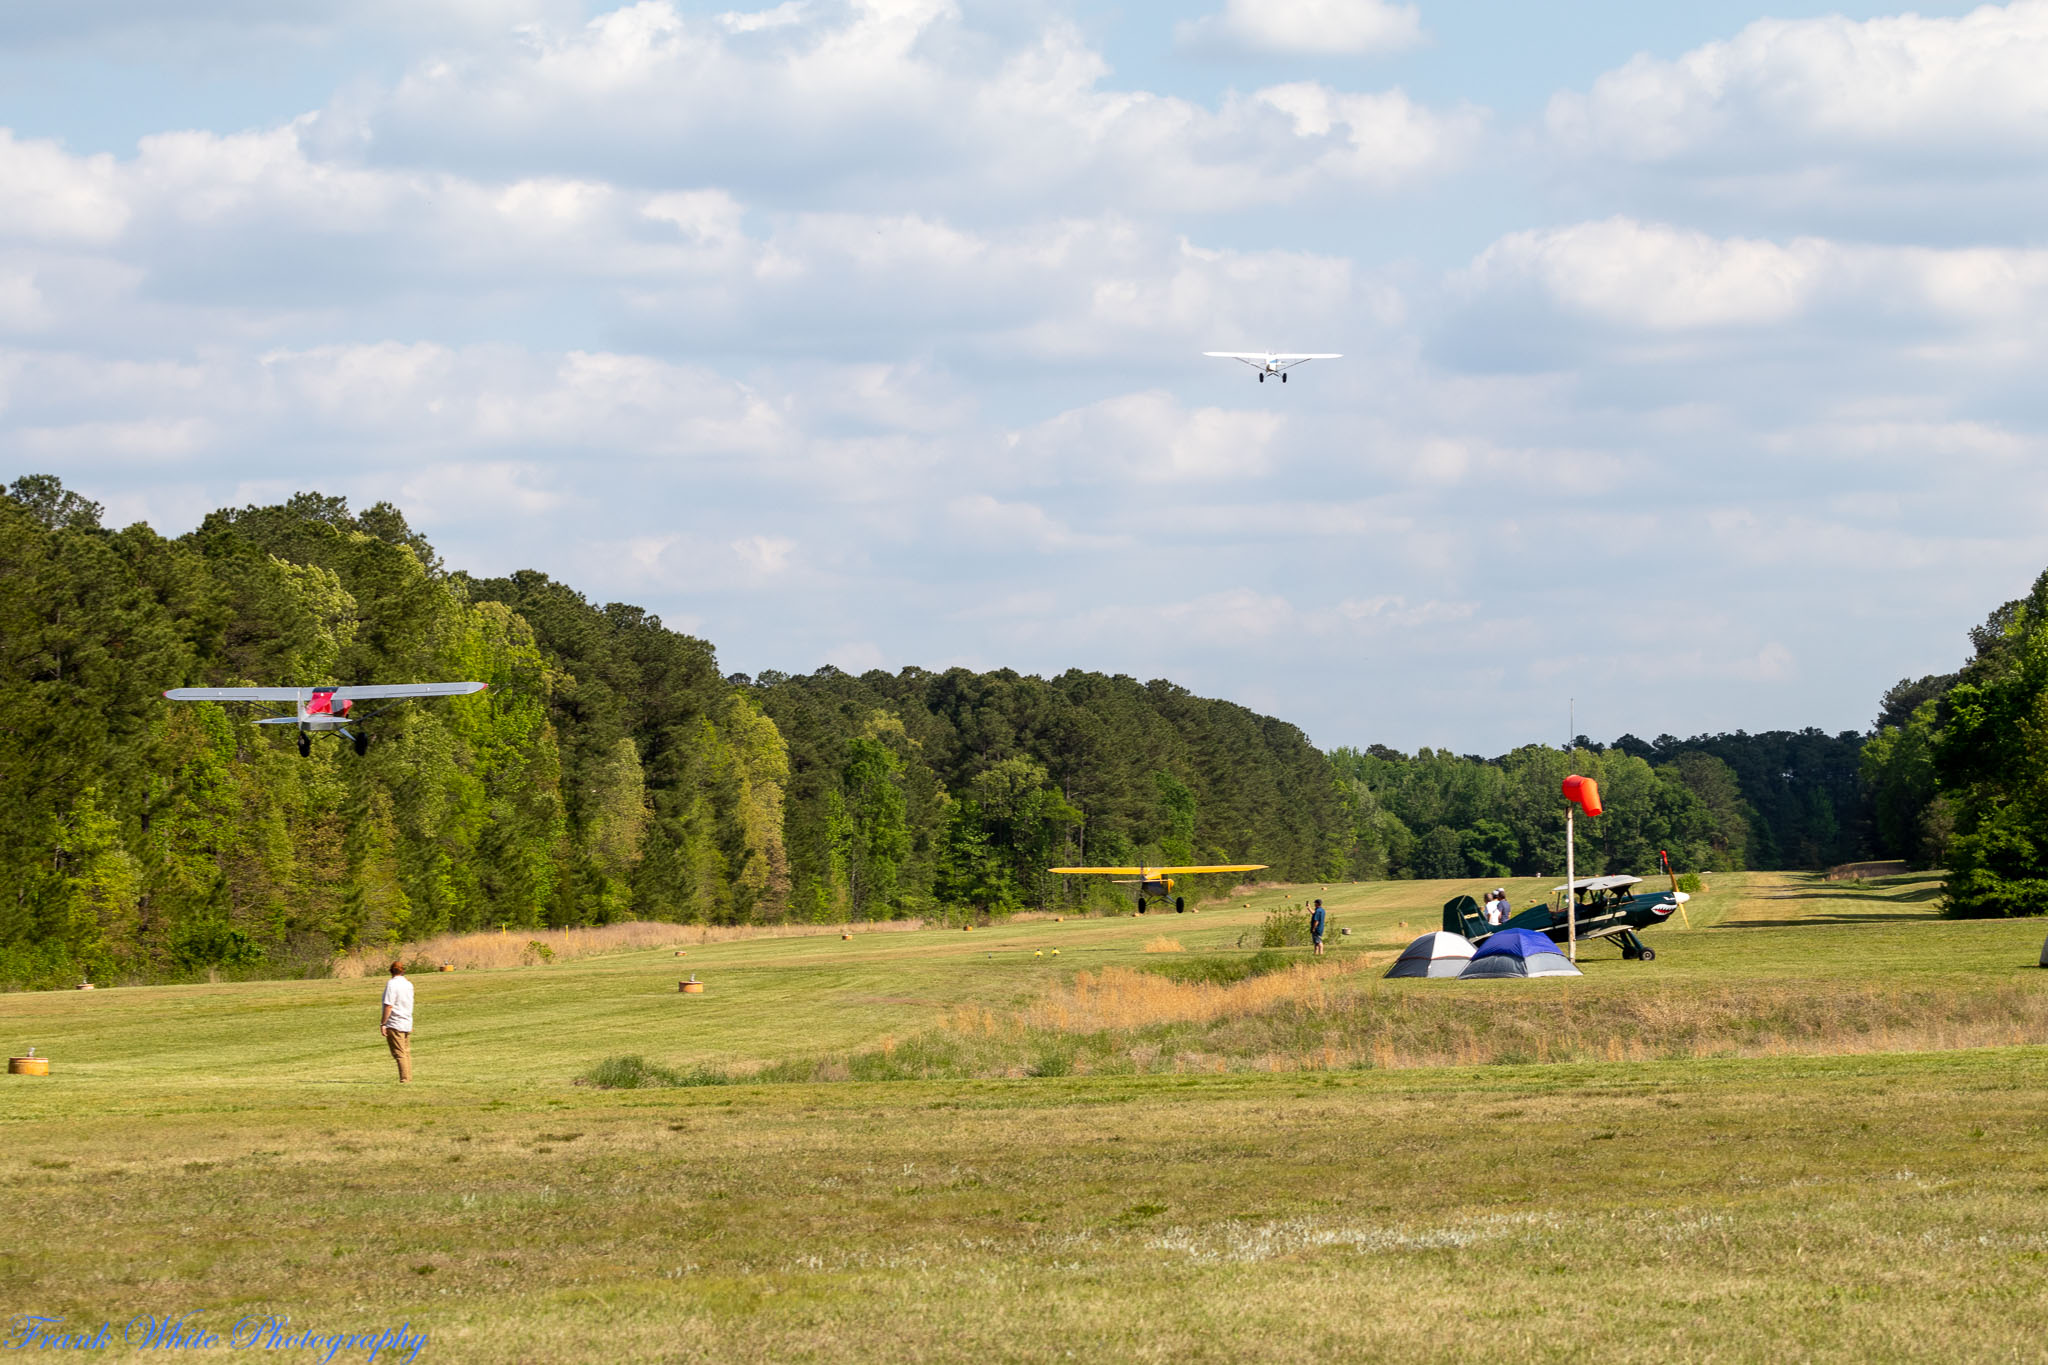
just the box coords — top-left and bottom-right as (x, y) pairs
(1561, 774), (1603, 817)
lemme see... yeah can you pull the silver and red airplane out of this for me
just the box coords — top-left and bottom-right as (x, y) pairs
(162, 682), (488, 756)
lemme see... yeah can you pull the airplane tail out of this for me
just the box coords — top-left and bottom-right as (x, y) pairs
(1442, 895), (1488, 941)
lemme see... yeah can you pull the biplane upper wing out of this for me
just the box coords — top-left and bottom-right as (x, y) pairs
(1048, 864), (1267, 875)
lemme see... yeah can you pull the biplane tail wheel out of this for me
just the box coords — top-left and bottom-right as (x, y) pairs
(297, 733), (311, 758)
(353, 731), (370, 757)
(1175, 897), (1185, 913)
(1136, 897), (1147, 915)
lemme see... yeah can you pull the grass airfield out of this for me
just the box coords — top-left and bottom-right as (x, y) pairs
(7, 875), (2048, 1361)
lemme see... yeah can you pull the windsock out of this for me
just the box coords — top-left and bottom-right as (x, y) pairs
(1561, 774), (1603, 817)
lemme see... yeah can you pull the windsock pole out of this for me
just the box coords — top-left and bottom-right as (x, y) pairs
(1565, 801), (1576, 962)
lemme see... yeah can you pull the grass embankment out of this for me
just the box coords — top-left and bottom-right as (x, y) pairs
(582, 872), (2048, 1084)
(6, 871), (2048, 1361)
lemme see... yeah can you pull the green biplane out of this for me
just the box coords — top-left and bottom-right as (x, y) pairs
(1443, 875), (1687, 961)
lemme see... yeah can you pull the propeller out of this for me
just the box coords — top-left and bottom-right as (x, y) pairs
(1659, 849), (1692, 929)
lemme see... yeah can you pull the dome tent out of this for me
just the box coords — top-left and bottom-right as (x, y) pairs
(1458, 927), (1581, 979)
(1386, 931), (1477, 979)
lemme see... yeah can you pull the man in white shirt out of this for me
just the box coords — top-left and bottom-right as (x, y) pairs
(380, 962), (415, 1083)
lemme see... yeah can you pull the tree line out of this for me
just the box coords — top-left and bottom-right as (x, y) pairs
(5, 475), (2022, 987)
(1332, 726), (1872, 886)
(1860, 567), (2048, 916)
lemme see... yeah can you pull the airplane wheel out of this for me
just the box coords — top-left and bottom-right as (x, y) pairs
(1257, 374), (1264, 382)
(1638, 947), (1655, 961)
(354, 732), (370, 756)
(1136, 897), (1147, 914)
(1175, 897), (1185, 913)
(1281, 372), (1287, 382)
(297, 734), (311, 758)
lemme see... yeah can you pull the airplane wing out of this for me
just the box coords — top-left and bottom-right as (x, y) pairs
(1047, 864), (1267, 875)
(164, 682), (487, 702)
(1268, 354), (1340, 360)
(164, 687), (305, 701)
(331, 682), (489, 701)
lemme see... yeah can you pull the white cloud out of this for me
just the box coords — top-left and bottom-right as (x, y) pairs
(1177, 0), (1423, 58)
(0, 270), (49, 332)
(944, 495), (1123, 554)
(1006, 391), (1286, 485)
(1337, 595), (1477, 630)
(1465, 219), (1831, 329)
(348, 2), (1476, 214)
(1460, 217), (2048, 333)
(1082, 589), (1299, 648)
(719, 2), (806, 35)
(1549, 1), (2048, 165)
(0, 131), (130, 244)
(822, 640), (886, 672)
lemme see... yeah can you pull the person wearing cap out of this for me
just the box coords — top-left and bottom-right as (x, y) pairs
(380, 961), (415, 1083)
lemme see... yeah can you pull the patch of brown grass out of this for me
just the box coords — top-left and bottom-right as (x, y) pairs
(332, 918), (927, 977)
(1025, 959), (1375, 1032)
(1141, 937), (1186, 953)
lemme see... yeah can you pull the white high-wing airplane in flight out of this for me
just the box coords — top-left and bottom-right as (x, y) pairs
(162, 682), (488, 756)
(1204, 351), (1341, 382)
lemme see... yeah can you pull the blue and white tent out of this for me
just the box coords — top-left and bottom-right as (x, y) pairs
(1386, 931), (1477, 979)
(1458, 927), (1582, 979)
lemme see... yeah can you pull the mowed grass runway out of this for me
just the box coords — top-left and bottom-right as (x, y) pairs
(6, 875), (2048, 1361)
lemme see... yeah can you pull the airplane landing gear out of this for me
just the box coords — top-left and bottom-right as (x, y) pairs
(1257, 374), (1264, 382)
(1280, 372), (1287, 382)
(353, 731), (370, 756)
(1174, 897), (1185, 913)
(1616, 929), (1654, 961)
(297, 733), (311, 758)
(1136, 897), (1148, 914)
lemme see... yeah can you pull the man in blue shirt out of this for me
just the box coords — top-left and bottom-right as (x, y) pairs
(1309, 899), (1327, 956)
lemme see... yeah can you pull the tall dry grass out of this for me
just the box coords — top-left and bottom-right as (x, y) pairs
(1141, 937), (1185, 954)
(1013, 969), (2048, 1073)
(1027, 959), (1374, 1030)
(332, 918), (926, 977)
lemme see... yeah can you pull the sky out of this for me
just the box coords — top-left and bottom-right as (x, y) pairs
(3, 0), (2044, 754)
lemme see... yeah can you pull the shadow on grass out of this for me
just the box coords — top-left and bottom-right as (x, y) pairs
(1765, 885), (1943, 905)
(1717, 913), (1946, 929)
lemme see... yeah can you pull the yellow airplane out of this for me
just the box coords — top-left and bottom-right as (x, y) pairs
(1047, 864), (1267, 914)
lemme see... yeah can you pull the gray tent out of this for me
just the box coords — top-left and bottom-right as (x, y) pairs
(1386, 931), (1477, 979)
